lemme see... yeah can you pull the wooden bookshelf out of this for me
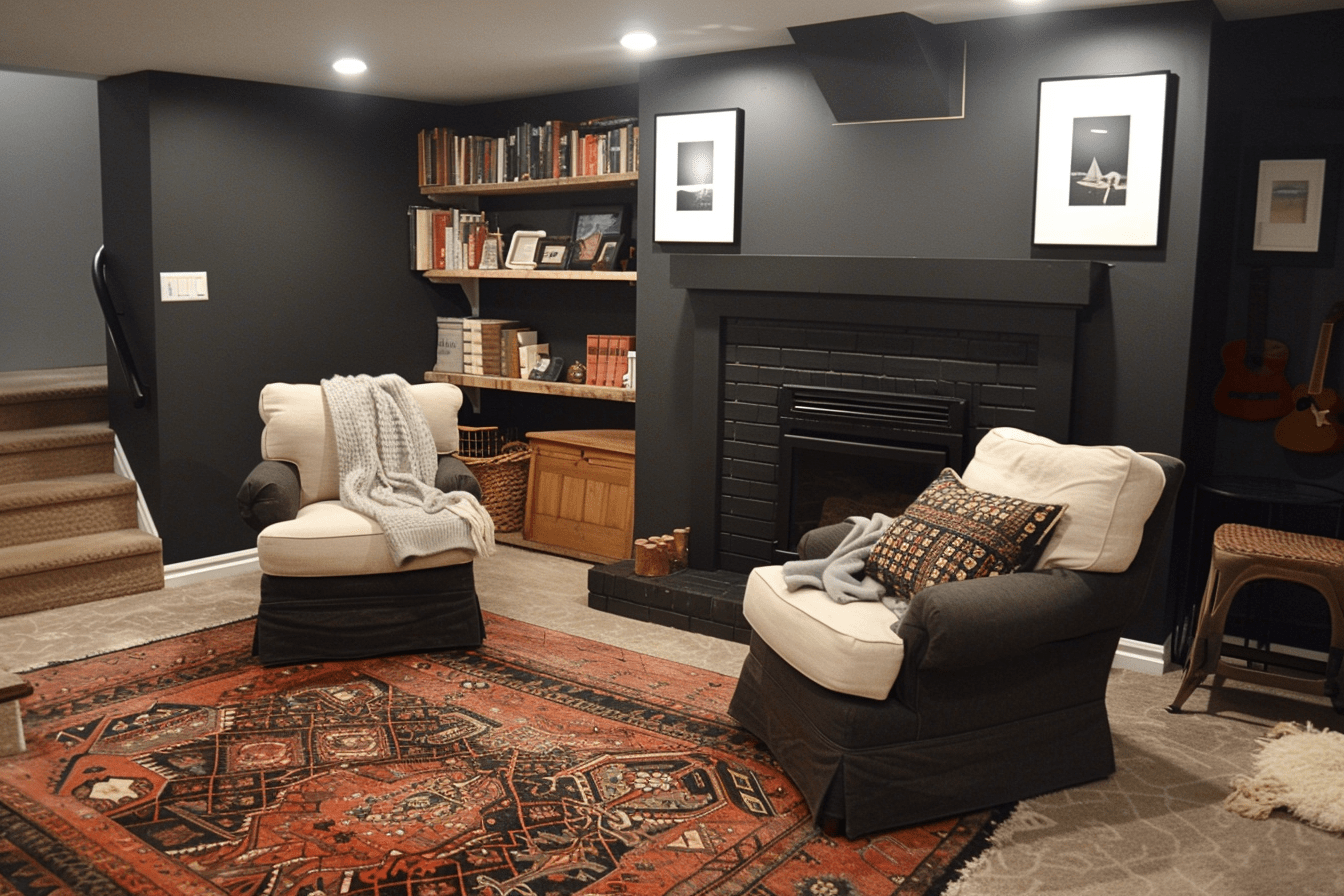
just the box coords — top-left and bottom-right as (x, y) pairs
(424, 370), (635, 403)
(420, 172), (637, 200)
(425, 268), (635, 284)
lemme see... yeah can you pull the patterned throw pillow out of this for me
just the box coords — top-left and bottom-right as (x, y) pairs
(864, 468), (1065, 601)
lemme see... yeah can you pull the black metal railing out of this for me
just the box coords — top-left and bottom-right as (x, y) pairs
(91, 245), (148, 409)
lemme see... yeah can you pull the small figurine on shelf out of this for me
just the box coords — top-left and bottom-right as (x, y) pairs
(566, 361), (587, 384)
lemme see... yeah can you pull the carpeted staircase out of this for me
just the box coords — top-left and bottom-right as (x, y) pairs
(0, 366), (163, 617)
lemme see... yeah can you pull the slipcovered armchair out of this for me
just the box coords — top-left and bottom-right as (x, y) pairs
(238, 379), (488, 666)
(729, 428), (1184, 837)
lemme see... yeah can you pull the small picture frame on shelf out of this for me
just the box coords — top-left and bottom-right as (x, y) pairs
(478, 233), (503, 270)
(534, 237), (574, 270)
(505, 230), (545, 270)
(591, 237), (623, 272)
(567, 206), (626, 270)
(528, 355), (566, 381)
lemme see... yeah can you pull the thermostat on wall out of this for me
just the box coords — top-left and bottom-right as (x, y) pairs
(160, 272), (208, 302)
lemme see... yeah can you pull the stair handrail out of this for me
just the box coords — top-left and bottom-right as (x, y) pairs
(91, 245), (149, 409)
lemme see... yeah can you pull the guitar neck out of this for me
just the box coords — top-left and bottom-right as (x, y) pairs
(1309, 321), (1334, 395)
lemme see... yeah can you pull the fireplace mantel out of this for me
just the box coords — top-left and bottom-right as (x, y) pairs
(669, 255), (1106, 307)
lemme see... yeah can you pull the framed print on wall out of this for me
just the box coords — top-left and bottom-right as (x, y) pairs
(1031, 71), (1174, 248)
(653, 108), (744, 244)
(1237, 149), (1340, 267)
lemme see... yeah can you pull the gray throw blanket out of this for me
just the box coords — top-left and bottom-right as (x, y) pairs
(321, 373), (494, 563)
(781, 514), (909, 619)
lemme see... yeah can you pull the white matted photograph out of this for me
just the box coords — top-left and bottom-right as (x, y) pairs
(1032, 71), (1173, 248)
(1252, 158), (1328, 253)
(653, 108), (744, 243)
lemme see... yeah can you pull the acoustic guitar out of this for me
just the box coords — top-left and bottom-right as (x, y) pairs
(1274, 301), (1344, 454)
(1214, 267), (1292, 421)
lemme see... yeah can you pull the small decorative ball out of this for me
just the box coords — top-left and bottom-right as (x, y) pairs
(566, 362), (587, 384)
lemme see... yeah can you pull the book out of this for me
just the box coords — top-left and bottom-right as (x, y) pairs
(585, 335), (600, 385)
(500, 326), (530, 378)
(611, 336), (635, 388)
(434, 317), (465, 373)
(463, 318), (521, 376)
(624, 350), (636, 390)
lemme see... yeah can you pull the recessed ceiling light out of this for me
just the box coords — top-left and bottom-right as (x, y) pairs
(333, 57), (368, 75)
(619, 31), (657, 51)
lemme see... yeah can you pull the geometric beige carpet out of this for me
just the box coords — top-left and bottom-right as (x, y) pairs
(948, 667), (1344, 896)
(4, 544), (1341, 894)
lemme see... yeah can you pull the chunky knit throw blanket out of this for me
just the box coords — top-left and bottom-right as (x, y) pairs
(321, 373), (494, 563)
(781, 513), (908, 618)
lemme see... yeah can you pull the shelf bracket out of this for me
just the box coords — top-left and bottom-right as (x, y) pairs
(457, 278), (480, 317)
(461, 386), (482, 414)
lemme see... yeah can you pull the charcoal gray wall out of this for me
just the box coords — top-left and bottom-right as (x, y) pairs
(635, 1), (1217, 643)
(1, 70), (104, 373)
(100, 72), (466, 563)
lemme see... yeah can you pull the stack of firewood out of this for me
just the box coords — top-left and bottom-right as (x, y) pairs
(633, 527), (689, 577)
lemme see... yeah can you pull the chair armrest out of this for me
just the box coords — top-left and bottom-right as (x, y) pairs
(237, 460), (301, 532)
(436, 455), (482, 501)
(897, 567), (1130, 670)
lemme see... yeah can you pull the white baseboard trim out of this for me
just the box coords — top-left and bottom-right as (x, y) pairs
(164, 549), (261, 588)
(1113, 637), (1174, 676)
(113, 434), (158, 538)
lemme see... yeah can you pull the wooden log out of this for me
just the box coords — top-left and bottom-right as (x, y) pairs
(672, 527), (689, 569)
(634, 541), (671, 577)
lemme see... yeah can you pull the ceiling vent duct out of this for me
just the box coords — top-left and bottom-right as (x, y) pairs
(788, 12), (965, 124)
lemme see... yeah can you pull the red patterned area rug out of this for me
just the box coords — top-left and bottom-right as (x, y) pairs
(1, 614), (1006, 896)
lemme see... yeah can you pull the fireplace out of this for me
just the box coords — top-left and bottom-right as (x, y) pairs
(774, 385), (967, 562)
(589, 254), (1103, 639)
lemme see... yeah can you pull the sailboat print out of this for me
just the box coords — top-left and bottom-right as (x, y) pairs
(1075, 157), (1126, 203)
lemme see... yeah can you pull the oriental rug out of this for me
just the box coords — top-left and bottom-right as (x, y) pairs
(1, 614), (1004, 896)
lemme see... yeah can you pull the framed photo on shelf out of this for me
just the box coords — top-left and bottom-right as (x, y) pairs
(504, 230), (545, 270)
(1237, 149), (1340, 266)
(1031, 71), (1174, 248)
(478, 233), (502, 270)
(534, 237), (573, 270)
(567, 206), (625, 269)
(653, 108), (744, 244)
(591, 237), (624, 272)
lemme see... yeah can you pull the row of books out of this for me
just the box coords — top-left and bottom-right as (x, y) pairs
(409, 206), (489, 272)
(417, 116), (639, 188)
(436, 317), (546, 379)
(585, 335), (636, 388)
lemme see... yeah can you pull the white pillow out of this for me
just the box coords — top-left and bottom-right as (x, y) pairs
(960, 427), (1164, 572)
(259, 381), (462, 506)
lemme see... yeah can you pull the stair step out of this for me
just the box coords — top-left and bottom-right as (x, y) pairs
(0, 529), (164, 617)
(0, 423), (115, 484)
(0, 366), (108, 432)
(0, 473), (138, 548)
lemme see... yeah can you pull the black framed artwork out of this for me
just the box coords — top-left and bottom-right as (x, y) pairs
(567, 206), (625, 270)
(1031, 71), (1174, 248)
(653, 108), (744, 244)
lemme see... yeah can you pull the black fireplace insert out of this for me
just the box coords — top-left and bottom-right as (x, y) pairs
(774, 385), (968, 562)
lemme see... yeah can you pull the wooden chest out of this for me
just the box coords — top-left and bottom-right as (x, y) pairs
(523, 429), (635, 560)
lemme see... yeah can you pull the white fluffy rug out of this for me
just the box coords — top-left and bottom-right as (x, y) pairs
(1225, 721), (1344, 834)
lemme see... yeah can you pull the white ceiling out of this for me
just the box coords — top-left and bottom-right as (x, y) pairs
(1, 0), (1340, 104)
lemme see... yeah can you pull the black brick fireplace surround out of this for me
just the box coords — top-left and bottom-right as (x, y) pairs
(588, 255), (1105, 640)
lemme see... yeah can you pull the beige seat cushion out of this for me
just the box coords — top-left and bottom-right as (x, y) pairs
(960, 427), (1164, 573)
(257, 500), (473, 577)
(743, 565), (905, 701)
(258, 381), (463, 507)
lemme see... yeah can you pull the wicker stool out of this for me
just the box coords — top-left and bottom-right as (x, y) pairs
(1169, 523), (1344, 713)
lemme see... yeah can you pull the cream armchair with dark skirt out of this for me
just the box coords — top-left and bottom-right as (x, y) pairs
(728, 428), (1184, 838)
(237, 380), (488, 666)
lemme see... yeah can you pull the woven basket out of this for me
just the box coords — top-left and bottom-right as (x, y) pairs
(456, 439), (531, 533)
